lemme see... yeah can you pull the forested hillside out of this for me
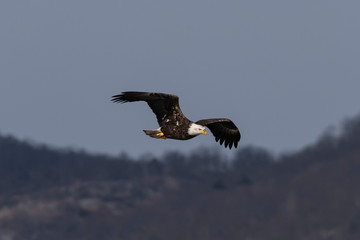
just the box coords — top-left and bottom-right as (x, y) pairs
(1, 114), (360, 240)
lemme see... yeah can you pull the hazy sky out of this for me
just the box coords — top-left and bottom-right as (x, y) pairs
(1, 0), (360, 158)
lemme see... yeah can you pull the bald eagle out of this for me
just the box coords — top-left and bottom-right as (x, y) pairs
(111, 91), (241, 149)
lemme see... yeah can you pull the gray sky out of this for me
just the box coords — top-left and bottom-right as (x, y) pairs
(1, 0), (360, 158)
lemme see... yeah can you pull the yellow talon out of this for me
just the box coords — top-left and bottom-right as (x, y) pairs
(156, 132), (167, 139)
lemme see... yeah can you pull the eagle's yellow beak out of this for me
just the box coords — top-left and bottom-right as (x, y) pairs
(200, 129), (207, 135)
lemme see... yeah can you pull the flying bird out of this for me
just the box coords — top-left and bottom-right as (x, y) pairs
(111, 91), (241, 149)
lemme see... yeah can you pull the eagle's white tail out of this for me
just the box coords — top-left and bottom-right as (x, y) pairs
(143, 129), (166, 139)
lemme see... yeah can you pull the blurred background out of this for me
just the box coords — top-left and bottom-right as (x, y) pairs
(1, 0), (360, 239)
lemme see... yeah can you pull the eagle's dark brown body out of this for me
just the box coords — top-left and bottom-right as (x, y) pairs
(111, 91), (241, 149)
(160, 119), (195, 140)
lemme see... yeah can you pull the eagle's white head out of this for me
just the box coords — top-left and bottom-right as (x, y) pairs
(188, 123), (207, 136)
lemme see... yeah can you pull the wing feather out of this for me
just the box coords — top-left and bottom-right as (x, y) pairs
(112, 91), (184, 124)
(196, 118), (241, 149)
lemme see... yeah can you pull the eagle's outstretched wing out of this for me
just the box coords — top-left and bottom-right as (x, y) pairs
(111, 91), (184, 124)
(196, 118), (241, 149)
